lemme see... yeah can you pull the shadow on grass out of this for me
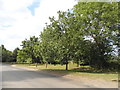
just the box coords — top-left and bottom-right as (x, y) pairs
(5, 62), (118, 75)
(40, 66), (118, 76)
(40, 69), (72, 76)
(71, 67), (118, 74)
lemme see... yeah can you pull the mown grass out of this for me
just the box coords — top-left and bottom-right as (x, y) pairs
(4, 62), (118, 81)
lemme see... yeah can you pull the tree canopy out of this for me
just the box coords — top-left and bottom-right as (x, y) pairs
(2, 2), (119, 71)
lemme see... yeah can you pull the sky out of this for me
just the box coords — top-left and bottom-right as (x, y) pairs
(0, 0), (77, 51)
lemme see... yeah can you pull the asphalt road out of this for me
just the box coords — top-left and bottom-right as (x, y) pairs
(2, 64), (96, 88)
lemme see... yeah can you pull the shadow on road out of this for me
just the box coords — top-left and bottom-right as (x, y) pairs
(2, 65), (72, 82)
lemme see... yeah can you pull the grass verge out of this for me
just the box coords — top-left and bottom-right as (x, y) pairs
(4, 62), (118, 81)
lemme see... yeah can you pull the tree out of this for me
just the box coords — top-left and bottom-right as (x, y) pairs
(17, 50), (29, 63)
(73, 2), (118, 69)
(16, 1), (119, 71)
(1, 45), (13, 62)
(17, 36), (40, 65)
(40, 24), (59, 68)
(12, 47), (19, 62)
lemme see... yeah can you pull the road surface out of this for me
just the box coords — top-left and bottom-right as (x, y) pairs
(1, 64), (118, 89)
(2, 64), (96, 88)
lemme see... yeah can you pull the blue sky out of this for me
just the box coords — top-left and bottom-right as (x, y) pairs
(0, 0), (77, 51)
(0, 0), (119, 51)
(27, 0), (40, 16)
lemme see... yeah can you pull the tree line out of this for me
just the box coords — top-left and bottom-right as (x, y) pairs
(1, 45), (19, 62)
(1, 2), (119, 70)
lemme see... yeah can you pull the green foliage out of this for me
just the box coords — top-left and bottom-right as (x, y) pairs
(26, 58), (32, 64)
(1, 45), (13, 62)
(17, 50), (29, 63)
(17, 36), (42, 64)
(73, 2), (119, 69)
(13, 2), (119, 71)
(12, 47), (19, 62)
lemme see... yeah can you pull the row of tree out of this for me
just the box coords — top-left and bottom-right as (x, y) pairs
(1, 45), (19, 62)
(1, 2), (120, 70)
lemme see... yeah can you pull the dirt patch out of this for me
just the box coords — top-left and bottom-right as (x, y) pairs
(63, 74), (118, 88)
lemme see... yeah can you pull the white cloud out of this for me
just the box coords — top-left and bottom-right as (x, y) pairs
(1, 0), (34, 11)
(36, 0), (77, 26)
(0, 0), (77, 51)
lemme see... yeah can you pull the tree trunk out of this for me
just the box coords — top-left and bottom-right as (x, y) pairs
(36, 63), (38, 67)
(46, 62), (48, 68)
(66, 63), (68, 70)
(77, 60), (79, 67)
(65, 59), (68, 70)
